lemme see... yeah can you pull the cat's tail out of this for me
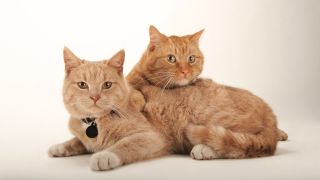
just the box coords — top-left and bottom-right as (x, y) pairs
(277, 128), (288, 141)
(186, 112), (279, 158)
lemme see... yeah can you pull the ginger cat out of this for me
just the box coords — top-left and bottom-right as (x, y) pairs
(127, 26), (288, 159)
(48, 47), (168, 170)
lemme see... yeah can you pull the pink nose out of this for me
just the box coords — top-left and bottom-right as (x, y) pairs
(90, 95), (101, 103)
(181, 69), (190, 75)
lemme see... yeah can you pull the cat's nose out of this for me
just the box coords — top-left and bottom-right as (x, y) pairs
(90, 95), (101, 103)
(181, 69), (190, 76)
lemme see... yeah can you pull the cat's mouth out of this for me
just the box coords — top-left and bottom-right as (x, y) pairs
(173, 75), (198, 87)
(88, 104), (102, 110)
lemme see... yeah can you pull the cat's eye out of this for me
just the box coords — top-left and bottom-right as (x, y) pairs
(188, 55), (196, 64)
(167, 54), (176, 63)
(77, 82), (88, 89)
(103, 81), (112, 89)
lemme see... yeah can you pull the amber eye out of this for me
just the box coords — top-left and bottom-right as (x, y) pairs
(103, 81), (112, 89)
(188, 55), (196, 63)
(167, 54), (176, 63)
(77, 82), (88, 89)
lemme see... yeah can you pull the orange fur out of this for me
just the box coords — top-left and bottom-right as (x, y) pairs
(48, 47), (169, 171)
(127, 26), (288, 159)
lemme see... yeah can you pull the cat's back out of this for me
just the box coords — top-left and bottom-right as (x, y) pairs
(143, 78), (274, 135)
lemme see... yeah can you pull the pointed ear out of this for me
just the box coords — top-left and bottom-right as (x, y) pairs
(149, 25), (167, 46)
(63, 46), (82, 74)
(108, 49), (125, 74)
(189, 29), (205, 44)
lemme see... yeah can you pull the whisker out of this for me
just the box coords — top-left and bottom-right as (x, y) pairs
(146, 74), (173, 81)
(154, 76), (172, 87)
(153, 74), (175, 86)
(160, 77), (173, 97)
(151, 71), (175, 75)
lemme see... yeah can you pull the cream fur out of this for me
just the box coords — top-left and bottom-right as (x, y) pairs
(48, 48), (169, 171)
(190, 144), (219, 160)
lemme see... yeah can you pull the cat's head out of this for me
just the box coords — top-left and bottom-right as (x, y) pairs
(140, 25), (204, 88)
(62, 47), (129, 118)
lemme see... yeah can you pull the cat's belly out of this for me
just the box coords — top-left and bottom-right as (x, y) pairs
(144, 101), (193, 153)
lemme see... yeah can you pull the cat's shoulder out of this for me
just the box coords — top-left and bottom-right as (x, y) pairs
(192, 78), (218, 88)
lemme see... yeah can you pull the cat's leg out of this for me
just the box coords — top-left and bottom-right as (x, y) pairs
(277, 128), (288, 141)
(186, 124), (278, 160)
(48, 137), (88, 157)
(89, 132), (168, 171)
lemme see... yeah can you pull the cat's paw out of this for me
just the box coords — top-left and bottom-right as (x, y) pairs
(90, 151), (123, 171)
(130, 89), (146, 111)
(48, 143), (69, 157)
(190, 144), (219, 160)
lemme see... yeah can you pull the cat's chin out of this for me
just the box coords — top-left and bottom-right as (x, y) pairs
(69, 106), (111, 119)
(87, 107), (111, 117)
(174, 79), (191, 87)
(78, 110), (108, 119)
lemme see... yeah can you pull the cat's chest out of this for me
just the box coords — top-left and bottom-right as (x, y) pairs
(68, 118), (114, 152)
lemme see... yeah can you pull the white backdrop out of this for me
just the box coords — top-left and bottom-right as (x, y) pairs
(0, 0), (320, 179)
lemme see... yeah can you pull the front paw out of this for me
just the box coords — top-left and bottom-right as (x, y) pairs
(90, 151), (123, 171)
(190, 144), (219, 160)
(48, 143), (69, 157)
(130, 89), (146, 111)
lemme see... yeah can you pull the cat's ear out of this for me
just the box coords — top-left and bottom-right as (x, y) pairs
(63, 47), (82, 74)
(108, 49), (125, 75)
(189, 29), (205, 45)
(149, 25), (167, 46)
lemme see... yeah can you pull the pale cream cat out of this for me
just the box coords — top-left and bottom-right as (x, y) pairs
(127, 26), (288, 159)
(48, 47), (168, 170)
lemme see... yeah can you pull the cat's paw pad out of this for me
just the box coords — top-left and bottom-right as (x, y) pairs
(90, 151), (123, 171)
(190, 144), (219, 160)
(48, 143), (68, 157)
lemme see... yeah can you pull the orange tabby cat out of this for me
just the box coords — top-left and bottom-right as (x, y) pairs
(127, 26), (288, 159)
(48, 47), (168, 170)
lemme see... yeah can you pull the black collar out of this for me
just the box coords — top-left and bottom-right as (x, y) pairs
(81, 117), (98, 138)
(81, 117), (95, 124)
(80, 110), (121, 138)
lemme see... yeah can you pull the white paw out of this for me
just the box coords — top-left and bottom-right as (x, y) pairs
(48, 143), (67, 157)
(90, 151), (123, 171)
(190, 144), (219, 160)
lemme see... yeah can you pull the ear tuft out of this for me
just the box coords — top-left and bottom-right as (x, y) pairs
(108, 49), (125, 74)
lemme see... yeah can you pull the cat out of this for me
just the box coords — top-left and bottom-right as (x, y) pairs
(127, 26), (288, 159)
(48, 47), (169, 170)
